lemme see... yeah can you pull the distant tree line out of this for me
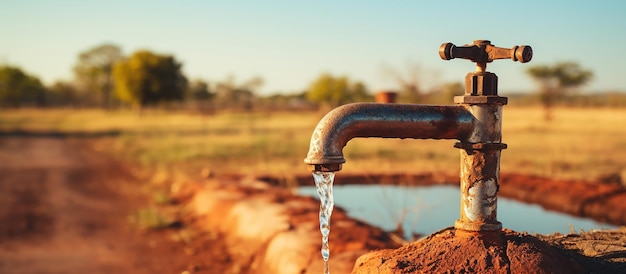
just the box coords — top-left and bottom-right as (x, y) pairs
(507, 92), (626, 108)
(0, 65), (46, 107)
(1, 43), (619, 111)
(0, 43), (266, 111)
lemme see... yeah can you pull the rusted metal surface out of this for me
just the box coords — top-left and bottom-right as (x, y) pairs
(465, 104), (503, 143)
(452, 102), (506, 232)
(455, 148), (503, 231)
(444, 40), (531, 232)
(303, 103), (475, 172)
(463, 71), (499, 96)
(439, 40), (532, 67)
(305, 40), (532, 232)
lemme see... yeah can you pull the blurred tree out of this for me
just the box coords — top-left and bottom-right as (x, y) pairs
(188, 79), (213, 101)
(112, 50), (188, 108)
(427, 81), (464, 104)
(215, 75), (263, 110)
(47, 80), (78, 107)
(527, 62), (593, 120)
(74, 44), (124, 108)
(257, 91), (313, 111)
(351, 82), (371, 102)
(306, 73), (371, 108)
(0, 65), (46, 107)
(380, 61), (439, 103)
(187, 79), (215, 113)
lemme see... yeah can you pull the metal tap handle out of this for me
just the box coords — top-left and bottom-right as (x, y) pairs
(439, 40), (532, 64)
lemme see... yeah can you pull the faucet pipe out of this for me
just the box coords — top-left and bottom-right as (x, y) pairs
(304, 103), (476, 172)
(449, 102), (506, 232)
(305, 40), (531, 234)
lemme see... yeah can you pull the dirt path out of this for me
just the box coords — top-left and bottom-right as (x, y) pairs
(0, 136), (230, 274)
(0, 137), (132, 273)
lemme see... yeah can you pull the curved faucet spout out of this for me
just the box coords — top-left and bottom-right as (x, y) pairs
(304, 103), (475, 172)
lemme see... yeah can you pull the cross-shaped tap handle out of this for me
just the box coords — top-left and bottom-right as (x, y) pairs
(439, 40), (532, 71)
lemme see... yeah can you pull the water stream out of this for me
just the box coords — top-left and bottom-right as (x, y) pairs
(312, 171), (335, 274)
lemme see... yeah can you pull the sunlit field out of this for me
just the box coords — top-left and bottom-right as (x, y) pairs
(1, 106), (625, 181)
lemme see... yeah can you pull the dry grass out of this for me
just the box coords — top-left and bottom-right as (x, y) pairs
(503, 106), (626, 180)
(1, 106), (625, 181)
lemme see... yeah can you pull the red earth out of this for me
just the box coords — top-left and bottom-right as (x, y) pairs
(0, 137), (234, 273)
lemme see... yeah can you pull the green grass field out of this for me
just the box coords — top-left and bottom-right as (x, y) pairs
(1, 106), (625, 181)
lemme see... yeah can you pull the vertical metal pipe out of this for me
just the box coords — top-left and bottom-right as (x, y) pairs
(454, 104), (505, 232)
(455, 148), (503, 231)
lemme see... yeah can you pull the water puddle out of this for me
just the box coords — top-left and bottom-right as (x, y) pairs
(312, 171), (335, 274)
(300, 184), (617, 239)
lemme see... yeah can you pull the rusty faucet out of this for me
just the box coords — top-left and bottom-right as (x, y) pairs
(304, 40), (532, 233)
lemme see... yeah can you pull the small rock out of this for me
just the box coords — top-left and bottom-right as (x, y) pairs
(201, 167), (213, 178)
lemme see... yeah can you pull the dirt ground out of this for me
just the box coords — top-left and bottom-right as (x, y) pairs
(352, 227), (626, 273)
(1, 136), (624, 273)
(0, 136), (234, 274)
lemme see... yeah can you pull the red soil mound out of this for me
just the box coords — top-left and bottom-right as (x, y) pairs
(352, 228), (584, 274)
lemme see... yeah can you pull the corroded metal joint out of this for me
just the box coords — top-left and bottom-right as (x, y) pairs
(465, 72), (498, 95)
(454, 96), (508, 105)
(309, 163), (343, 172)
(454, 142), (507, 151)
(453, 70), (508, 105)
(455, 220), (502, 232)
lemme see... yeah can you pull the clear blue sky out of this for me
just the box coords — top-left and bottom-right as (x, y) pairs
(2, 0), (624, 95)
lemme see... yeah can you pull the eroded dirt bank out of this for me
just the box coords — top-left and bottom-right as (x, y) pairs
(185, 174), (626, 273)
(182, 177), (402, 274)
